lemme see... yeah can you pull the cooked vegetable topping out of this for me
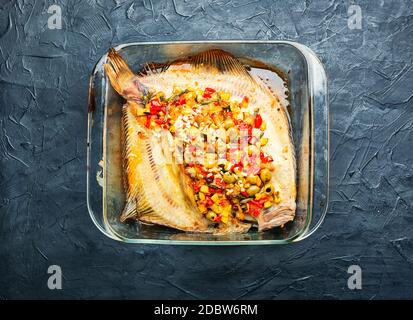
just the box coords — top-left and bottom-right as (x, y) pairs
(136, 87), (280, 224)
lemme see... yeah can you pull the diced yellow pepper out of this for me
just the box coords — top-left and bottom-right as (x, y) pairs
(200, 185), (209, 194)
(198, 204), (207, 213)
(221, 205), (231, 224)
(211, 193), (220, 203)
(264, 201), (272, 208)
(221, 214), (228, 224)
(211, 204), (222, 214)
(220, 92), (231, 101)
(260, 137), (268, 146)
(255, 193), (265, 200)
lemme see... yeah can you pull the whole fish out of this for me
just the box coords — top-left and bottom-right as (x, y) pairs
(104, 48), (295, 233)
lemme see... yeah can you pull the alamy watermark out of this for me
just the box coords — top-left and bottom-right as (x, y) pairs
(47, 265), (62, 290)
(347, 265), (362, 290)
(47, 4), (62, 29)
(347, 4), (362, 30)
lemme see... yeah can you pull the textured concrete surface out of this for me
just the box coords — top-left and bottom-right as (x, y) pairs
(0, 0), (412, 299)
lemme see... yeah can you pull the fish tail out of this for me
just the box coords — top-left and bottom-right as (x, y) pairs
(104, 48), (147, 101)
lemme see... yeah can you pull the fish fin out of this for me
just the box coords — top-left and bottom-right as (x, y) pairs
(121, 112), (211, 232)
(187, 49), (254, 82)
(139, 212), (213, 233)
(104, 48), (148, 101)
(122, 103), (145, 198)
(214, 216), (251, 235)
(256, 207), (295, 231)
(120, 197), (138, 222)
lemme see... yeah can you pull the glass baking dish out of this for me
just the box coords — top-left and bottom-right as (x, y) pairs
(86, 41), (329, 245)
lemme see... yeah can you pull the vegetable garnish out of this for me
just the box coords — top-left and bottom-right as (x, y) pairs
(135, 87), (278, 224)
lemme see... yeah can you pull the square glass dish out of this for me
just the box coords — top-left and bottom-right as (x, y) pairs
(87, 41), (329, 245)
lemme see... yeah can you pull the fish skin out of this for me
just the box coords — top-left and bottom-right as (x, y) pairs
(120, 102), (212, 232)
(104, 48), (296, 233)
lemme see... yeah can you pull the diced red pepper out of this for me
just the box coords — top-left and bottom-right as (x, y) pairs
(250, 208), (260, 217)
(196, 164), (208, 176)
(205, 197), (214, 207)
(155, 118), (164, 125)
(225, 111), (233, 119)
(150, 99), (163, 114)
(243, 96), (249, 104)
(209, 187), (222, 194)
(215, 177), (226, 188)
(214, 215), (222, 222)
(203, 87), (216, 98)
(249, 199), (264, 208)
(177, 95), (186, 105)
(241, 191), (249, 197)
(260, 152), (274, 163)
(248, 200), (262, 217)
(145, 115), (152, 128)
(254, 114), (263, 128)
(257, 196), (269, 206)
(193, 182), (201, 193)
(230, 162), (243, 172)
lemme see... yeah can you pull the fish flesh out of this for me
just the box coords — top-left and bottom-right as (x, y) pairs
(104, 48), (296, 233)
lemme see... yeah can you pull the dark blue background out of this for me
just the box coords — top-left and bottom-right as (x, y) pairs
(0, 0), (412, 299)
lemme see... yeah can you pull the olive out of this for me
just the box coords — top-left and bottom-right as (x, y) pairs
(223, 172), (236, 183)
(247, 185), (260, 196)
(205, 173), (214, 184)
(260, 169), (272, 183)
(263, 183), (274, 194)
(246, 175), (258, 184)
(206, 211), (217, 221)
